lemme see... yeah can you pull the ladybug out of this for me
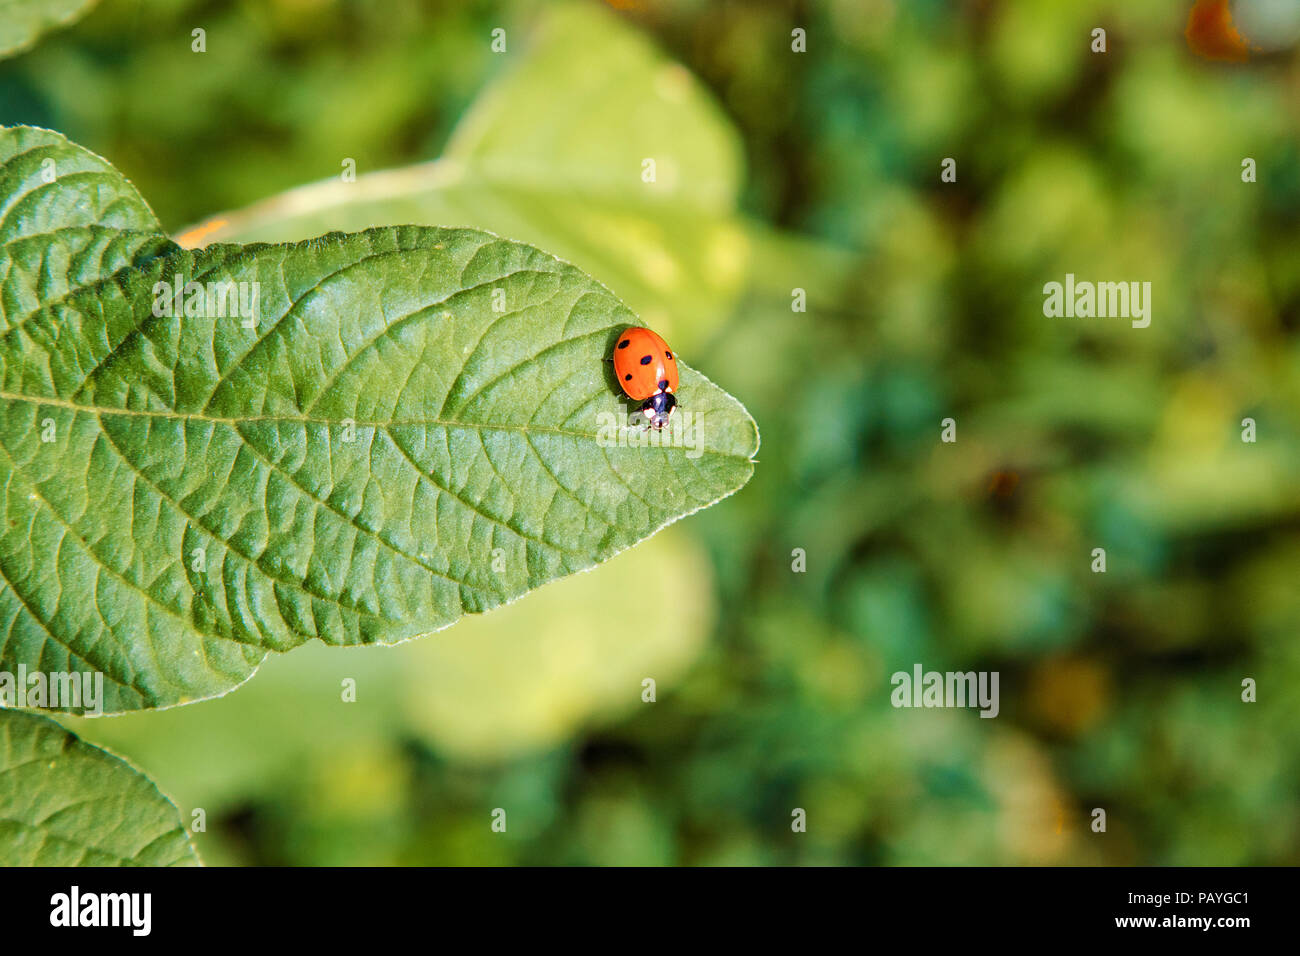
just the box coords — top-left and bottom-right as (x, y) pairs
(612, 326), (679, 429)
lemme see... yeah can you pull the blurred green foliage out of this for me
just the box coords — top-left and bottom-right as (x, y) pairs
(177, 0), (759, 353)
(10, 0), (1300, 864)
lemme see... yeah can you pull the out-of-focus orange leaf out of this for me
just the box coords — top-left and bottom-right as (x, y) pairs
(1186, 0), (1252, 62)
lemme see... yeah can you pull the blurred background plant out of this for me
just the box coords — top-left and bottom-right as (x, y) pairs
(4, 0), (1299, 864)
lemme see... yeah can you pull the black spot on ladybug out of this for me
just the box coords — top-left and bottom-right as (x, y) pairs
(624, 373), (632, 381)
(618, 339), (630, 349)
(640, 355), (652, 365)
(658, 379), (669, 390)
(665, 351), (673, 359)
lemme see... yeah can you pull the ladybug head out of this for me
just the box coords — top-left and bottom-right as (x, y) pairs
(640, 392), (677, 429)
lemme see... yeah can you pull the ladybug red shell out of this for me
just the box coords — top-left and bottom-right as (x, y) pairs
(612, 326), (679, 428)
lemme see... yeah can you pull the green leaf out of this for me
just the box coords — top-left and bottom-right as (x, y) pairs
(62, 528), (716, 808)
(443, 3), (740, 211)
(0, 708), (198, 865)
(0, 125), (175, 301)
(0, 0), (100, 59)
(180, 3), (751, 350)
(0, 125), (759, 713)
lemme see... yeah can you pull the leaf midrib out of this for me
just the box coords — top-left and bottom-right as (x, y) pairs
(0, 389), (754, 460)
(176, 160), (735, 244)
